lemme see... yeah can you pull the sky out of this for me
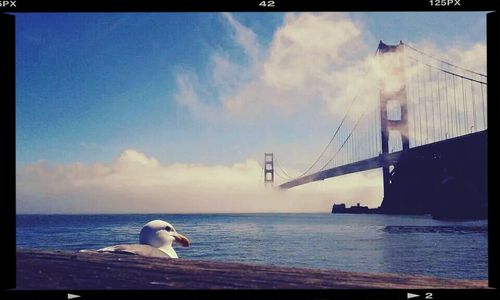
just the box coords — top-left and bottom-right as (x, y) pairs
(15, 12), (487, 214)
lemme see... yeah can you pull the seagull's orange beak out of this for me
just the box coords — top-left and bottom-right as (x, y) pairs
(173, 232), (190, 247)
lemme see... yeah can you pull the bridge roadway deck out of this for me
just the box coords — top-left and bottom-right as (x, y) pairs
(279, 130), (487, 189)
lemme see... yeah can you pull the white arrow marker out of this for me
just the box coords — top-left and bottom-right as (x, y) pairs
(407, 293), (420, 299)
(68, 294), (81, 299)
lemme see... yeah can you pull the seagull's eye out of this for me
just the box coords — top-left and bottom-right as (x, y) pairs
(165, 226), (172, 232)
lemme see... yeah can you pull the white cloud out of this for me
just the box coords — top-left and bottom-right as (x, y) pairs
(221, 12), (371, 120)
(174, 72), (218, 121)
(262, 13), (363, 89)
(16, 149), (382, 214)
(221, 12), (261, 63)
(174, 12), (486, 128)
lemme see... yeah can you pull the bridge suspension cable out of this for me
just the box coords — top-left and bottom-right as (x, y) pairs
(274, 156), (294, 180)
(294, 96), (360, 178)
(402, 42), (486, 78)
(319, 111), (367, 171)
(406, 57), (487, 85)
(270, 43), (391, 182)
(404, 42), (487, 143)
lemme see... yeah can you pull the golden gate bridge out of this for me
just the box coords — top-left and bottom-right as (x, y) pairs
(263, 40), (487, 219)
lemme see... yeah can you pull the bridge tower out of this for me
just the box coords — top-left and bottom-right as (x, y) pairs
(377, 40), (410, 196)
(264, 152), (274, 186)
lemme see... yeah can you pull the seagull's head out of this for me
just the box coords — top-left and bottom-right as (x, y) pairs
(139, 220), (190, 249)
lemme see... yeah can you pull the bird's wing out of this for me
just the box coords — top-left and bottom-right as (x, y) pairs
(97, 244), (171, 258)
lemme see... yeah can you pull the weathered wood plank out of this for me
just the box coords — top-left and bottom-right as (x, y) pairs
(16, 249), (488, 290)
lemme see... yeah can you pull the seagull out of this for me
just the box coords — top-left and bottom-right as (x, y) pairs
(94, 220), (190, 258)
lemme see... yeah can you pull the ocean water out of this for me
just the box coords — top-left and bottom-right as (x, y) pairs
(16, 213), (487, 280)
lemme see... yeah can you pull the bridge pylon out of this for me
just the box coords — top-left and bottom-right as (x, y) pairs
(264, 152), (274, 186)
(377, 40), (410, 195)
